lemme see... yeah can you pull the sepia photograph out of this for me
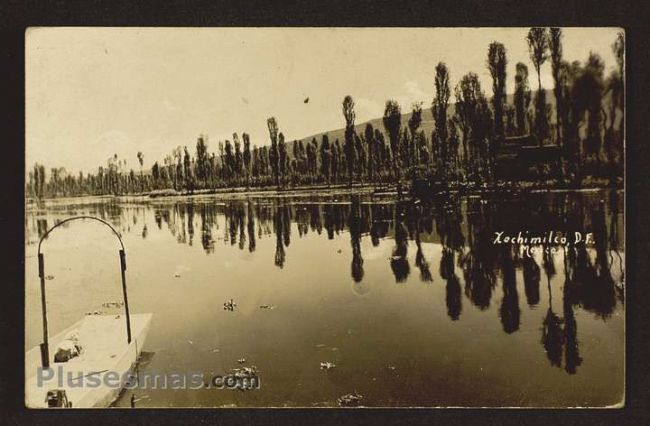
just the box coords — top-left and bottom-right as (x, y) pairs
(24, 27), (625, 408)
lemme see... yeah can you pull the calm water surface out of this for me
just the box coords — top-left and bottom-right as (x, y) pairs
(25, 190), (624, 407)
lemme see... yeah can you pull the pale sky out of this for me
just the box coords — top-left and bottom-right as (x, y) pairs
(26, 27), (621, 174)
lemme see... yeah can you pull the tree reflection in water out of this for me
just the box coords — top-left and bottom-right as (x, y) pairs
(499, 244), (520, 334)
(414, 204), (434, 283)
(247, 201), (256, 253)
(349, 196), (364, 283)
(460, 198), (497, 310)
(542, 255), (564, 368)
(38, 191), (622, 376)
(273, 203), (287, 268)
(523, 255), (541, 306)
(390, 203), (410, 283)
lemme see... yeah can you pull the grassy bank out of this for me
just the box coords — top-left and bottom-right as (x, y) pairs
(26, 176), (623, 207)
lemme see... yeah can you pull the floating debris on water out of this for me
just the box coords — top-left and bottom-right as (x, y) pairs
(223, 299), (237, 311)
(45, 275), (55, 280)
(237, 358), (246, 364)
(320, 362), (336, 370)
(337, 249), (342, 254)
(337, 392), (363, 407)
(188, 340), (194, 345)
(85, 310), (102, 315)
(173, 265), (190, 278)
(238, 366), (257, 376)
(315, 343), (326, 348)
(259, 304), (275, 310)
(102, 301), (124, 308)
(229, 365), (260, 390)
(212, 348), (220, 353)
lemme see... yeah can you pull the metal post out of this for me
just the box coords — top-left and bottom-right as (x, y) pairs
(37, 216), (133, 351)
(38, 253), (50, 368)
(119, 249), (132, 344)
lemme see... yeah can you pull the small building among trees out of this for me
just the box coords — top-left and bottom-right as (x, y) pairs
(494, 135), (562, 181)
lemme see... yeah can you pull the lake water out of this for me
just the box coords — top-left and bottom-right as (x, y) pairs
(24, 190), (625, 407)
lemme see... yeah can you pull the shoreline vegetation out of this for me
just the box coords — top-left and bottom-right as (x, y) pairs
(27, 28), (624, 202)
(25, 177), (622, 207)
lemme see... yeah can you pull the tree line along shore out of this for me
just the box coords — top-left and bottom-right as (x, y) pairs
(27, 28), (624, 200)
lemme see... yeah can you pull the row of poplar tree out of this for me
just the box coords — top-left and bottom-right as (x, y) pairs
(28, 28), (624, 199)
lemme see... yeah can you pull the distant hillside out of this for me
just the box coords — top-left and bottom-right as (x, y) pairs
(293, 107), (436, 148)
(288, 90), (560, 149)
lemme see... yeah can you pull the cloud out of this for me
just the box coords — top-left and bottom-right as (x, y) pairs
(354, 97), (383, 123)
(163, 99), (180, 113)
(380, 80), (431, 114)
(401, 80), (429, 107)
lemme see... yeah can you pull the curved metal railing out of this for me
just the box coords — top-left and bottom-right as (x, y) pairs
(37, 216), (132, 368)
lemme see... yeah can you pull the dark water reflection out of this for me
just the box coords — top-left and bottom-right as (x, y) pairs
(25, 190), (624, 407)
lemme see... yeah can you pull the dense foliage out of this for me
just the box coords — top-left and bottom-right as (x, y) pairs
(28, 29), (624, 199)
